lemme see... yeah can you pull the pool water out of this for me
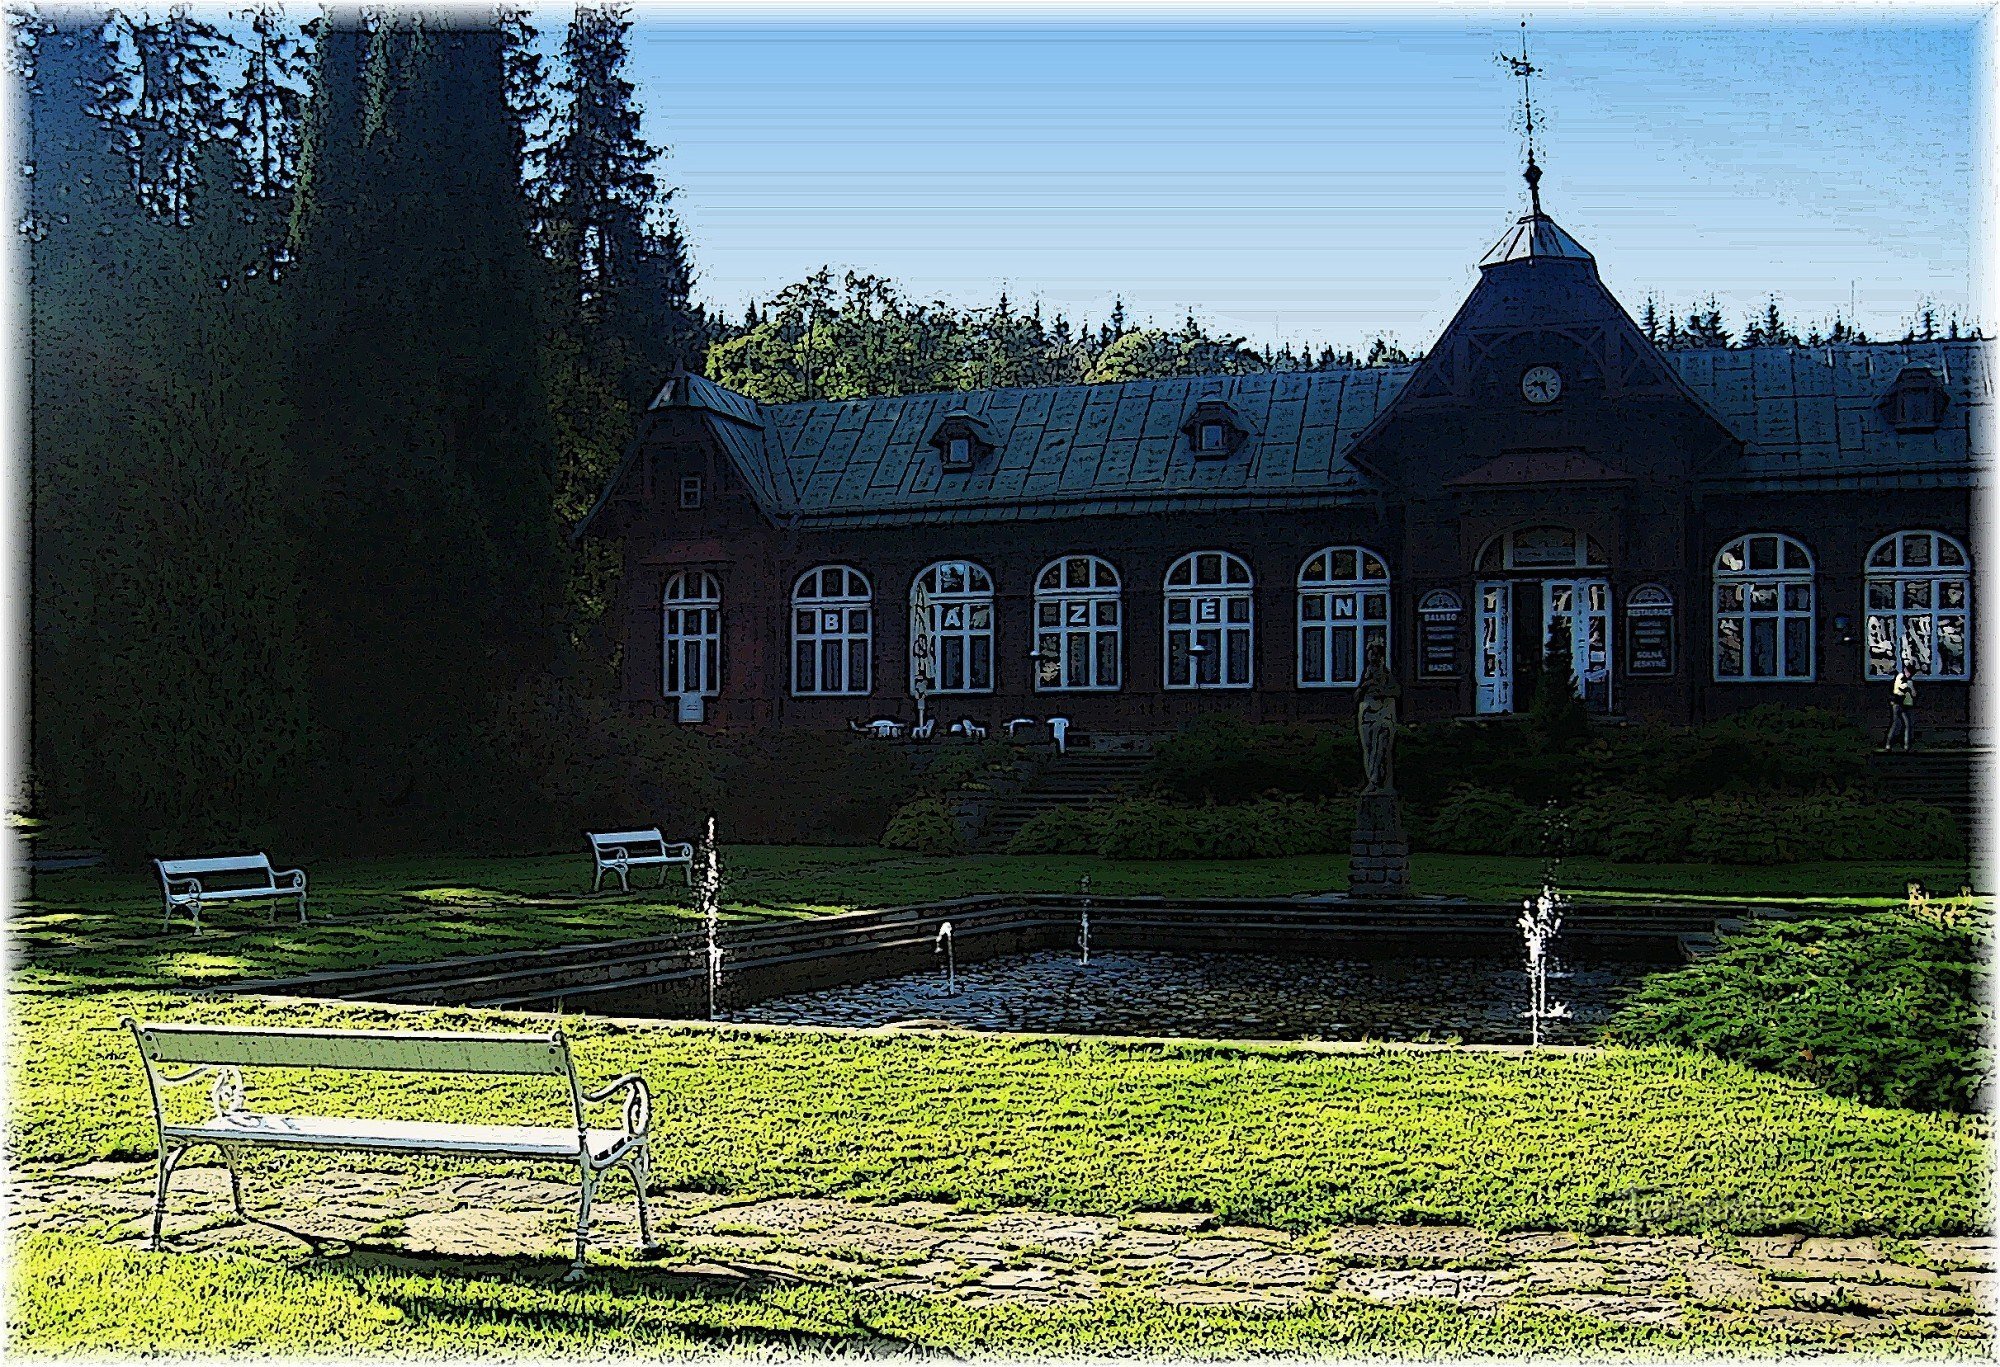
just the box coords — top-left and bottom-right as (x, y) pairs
(723, 947), (1658, 1044)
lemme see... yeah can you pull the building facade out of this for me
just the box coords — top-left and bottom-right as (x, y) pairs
(578, 200), (1985, 737)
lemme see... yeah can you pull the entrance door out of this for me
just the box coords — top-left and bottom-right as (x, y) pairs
(1475, 580), (1512, 713)
(1545, 579), (1613, 712)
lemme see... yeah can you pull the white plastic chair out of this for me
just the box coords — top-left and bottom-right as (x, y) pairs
(1049, 717), (1070, 754)
(911, 718), (936, 741)
(1005, 718), (1036, 737)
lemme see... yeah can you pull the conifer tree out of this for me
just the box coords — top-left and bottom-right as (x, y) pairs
(230, 3), (306, 202)
(124, 6), (231, 222)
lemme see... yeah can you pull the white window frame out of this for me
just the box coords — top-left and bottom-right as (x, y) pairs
(662, 570), (722, 698)
(1476, 525), (1608, 572)
(912, 560), (995, 695)
(1165, 551), (1254, 690)
(1033, 555), (1122, 692)
(1713, 533), (1815, 682)
(1865, 531), (1971, 681)
(791, 565), (873, 697)
(1297, 546), (1391, 688)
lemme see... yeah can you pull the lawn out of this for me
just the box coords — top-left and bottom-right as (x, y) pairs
(9, 845), (1992, 1357)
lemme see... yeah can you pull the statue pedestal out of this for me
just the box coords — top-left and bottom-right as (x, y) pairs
(1349, 792), (1410, 899)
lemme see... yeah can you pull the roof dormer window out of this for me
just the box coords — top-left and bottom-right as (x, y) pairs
(1879, 366), (1950, 434)
(927, 410), (996, 474)
(1182, 397), (1252, 460)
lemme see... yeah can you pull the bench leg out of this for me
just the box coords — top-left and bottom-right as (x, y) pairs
(296, 892), (307, 926)
(657, 862), (670, 889)
(149, 1145), (187, 1250)
(592, 864), (605, 894)
(217, 1145), (249, 1222)
(628, 1146), (653, 1249)
(616, 865), (630, 895)
(566, 1162), (597, 1281)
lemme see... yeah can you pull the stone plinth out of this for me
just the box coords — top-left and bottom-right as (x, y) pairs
(1349, 792), (1410, 898)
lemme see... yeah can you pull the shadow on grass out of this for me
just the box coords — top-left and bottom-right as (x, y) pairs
(315, 1247), (944, 1357)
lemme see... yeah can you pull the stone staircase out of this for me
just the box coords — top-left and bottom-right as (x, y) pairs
(1866, 746), (1985, 845)
(977, 750), (1155, 850)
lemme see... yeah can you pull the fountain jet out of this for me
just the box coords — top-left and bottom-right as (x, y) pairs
(934, 920), (957, 995)
(1518, 884), (1572, 1047)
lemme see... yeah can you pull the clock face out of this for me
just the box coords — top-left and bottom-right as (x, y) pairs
(1522, 365), (1562, 404)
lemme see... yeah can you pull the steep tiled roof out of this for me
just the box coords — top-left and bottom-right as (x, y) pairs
(1666, 340), (1987, 488)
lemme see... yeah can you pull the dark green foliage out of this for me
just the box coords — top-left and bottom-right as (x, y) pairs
(881, 798), (966, 854)
(1008, 798), (1355, 861)
(1418, 786), (1542, 857)
(1610, 909), (1991, 1113)
(1146, 721), (1361, 802)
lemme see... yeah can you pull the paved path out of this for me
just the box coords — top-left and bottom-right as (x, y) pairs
(13, 1159), (1995, 1342)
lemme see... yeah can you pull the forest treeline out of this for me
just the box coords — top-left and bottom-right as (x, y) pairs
(16, 5), (1974, 857)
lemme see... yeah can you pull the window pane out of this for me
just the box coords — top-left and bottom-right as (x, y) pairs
(1902, 615), (1933, 673)
(1749, 537), (1778, 571)
(848, 639), (868, 692)
(1333, 549), (1357, 581)
(1331, 595), (1356, 621)
(1903, 581), (1932, 609)
(1169, 598), (1190, 624)
(1867, 581), (1895, 609)
(1065, 637), (1086, 688)
(1750, 584), (1778, 612)
(1938, 617), (1967, 676)
(1750, 618), (1778, 676)
(1782, 617), (1810, 678)
(1903, 534), (1932, 567)
(1167, 633), (1190, 686)
(1783, 583), (1811, 613)
(1331, 627), (1356, 684)
(1717, 584), (1744, 612)
(1942, 580), (1967, 609)
(1226, 630), (1250, 684)
(1095, 600), (1118, 626)
(1719, 542), (1746, 573)
(1226, 596), (1250, 624)
(1717, 618), (1744, 676)
(1363, 594), (1388, 620)
(1866, 616), (1895, 676)
(1198, 631), (1221, 684)
(1302, 595), (1326, 623)
(971, 635), (991, 690)
(1939, 539), (1967, 567)
(1096, 632), (1118, 686)
(1302, 627), (1326, 683)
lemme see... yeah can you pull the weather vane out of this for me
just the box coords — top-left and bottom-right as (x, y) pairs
(1497, 19), (1544, 216)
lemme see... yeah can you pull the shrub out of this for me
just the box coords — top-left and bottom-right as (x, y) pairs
(1417, 785), (1540, 856)
(881, 797), (966, 854)
(1007, 797), (1354, 860)
(1147, 721), (1361, 802)
(1609, 902), (1991, 1113)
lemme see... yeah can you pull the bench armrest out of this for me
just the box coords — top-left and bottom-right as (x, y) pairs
(596, 845), (630, 863)
(161, 876), (203, 896)
(581, 1073), (652, 1139)
(666, 844), (694, 860)
(273, 867), (307, 891)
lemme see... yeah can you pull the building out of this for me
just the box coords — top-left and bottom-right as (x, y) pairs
(576, 181), (1984, 739)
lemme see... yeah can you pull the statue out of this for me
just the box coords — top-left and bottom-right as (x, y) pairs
(1356, 639), (1399, 794)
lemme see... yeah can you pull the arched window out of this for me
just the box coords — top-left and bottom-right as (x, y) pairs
(1476, 525), (1607, 572)
(1713, 534), (1815, 681)
(1298, 547), (1390, 687)
(1034, 556), (1121, 691)
(663, 571), (721, 698)
(1866, 532), (1971, 680)
(1165, 551), (1254, 689)
(792, 565), (872, 696)
(912, 560), (994, 694)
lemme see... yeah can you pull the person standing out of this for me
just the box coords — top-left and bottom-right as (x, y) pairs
(1885, 664), (1918, 751)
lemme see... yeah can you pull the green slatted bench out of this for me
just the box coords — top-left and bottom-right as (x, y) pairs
(123, 1020), (653, 1279)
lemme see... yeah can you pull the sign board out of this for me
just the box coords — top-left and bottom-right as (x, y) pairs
(676, 692), (706, 724)
(1416, 589), (1463, 680)
(1625, 584), (1675, 677)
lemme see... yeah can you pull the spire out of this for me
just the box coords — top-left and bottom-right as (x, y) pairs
(1480, 19), (1592, 269)
(1501, 19), (1545, 216)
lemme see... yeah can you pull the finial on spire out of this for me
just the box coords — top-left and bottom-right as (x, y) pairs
(1498, 19), (1545, 216)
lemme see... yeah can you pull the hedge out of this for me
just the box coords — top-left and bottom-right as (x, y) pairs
(1008, 797), (1356, 861)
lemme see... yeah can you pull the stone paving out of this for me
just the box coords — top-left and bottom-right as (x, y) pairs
(12, 1157), (1995, 1342)
(726, 948), (1655, 1044)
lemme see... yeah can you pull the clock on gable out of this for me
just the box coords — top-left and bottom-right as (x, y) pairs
(1521, 365), (1562, 404)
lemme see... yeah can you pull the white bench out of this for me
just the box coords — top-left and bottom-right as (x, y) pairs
(123, 1020), (653, 1280)
(154, 854), (306, 935)
(587, 828), (693, 893)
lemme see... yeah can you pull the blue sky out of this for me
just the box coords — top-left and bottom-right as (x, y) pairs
(603, 17), (1976, 351)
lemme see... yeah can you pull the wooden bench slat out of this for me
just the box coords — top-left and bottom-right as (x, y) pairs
(163, 1114), (632, 1161)
(134, 1025), (569, 1076)
(157, 855), (275, 877)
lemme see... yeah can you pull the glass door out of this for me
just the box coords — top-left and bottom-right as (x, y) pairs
(1476, 580), (1512, 713)
(1544, 579), (1613, 712)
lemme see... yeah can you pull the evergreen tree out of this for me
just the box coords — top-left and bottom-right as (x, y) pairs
(543, 2), (699, 402)
(287, 9), (567, 843)
(123, 6), (231, 222)
(1639, 295), (1660, 344)
(1683, 297), (1731, 348)
(229, 4), (306, 203)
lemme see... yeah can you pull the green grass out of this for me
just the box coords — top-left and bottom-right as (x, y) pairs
(18, 846), (1976, 990)
(11, 845), (1992, 1357)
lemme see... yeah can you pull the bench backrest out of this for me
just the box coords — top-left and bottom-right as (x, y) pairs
(129, 1022), (572, 1076)
(157, 854), (277, 890)
(589, 829), (668, 854)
